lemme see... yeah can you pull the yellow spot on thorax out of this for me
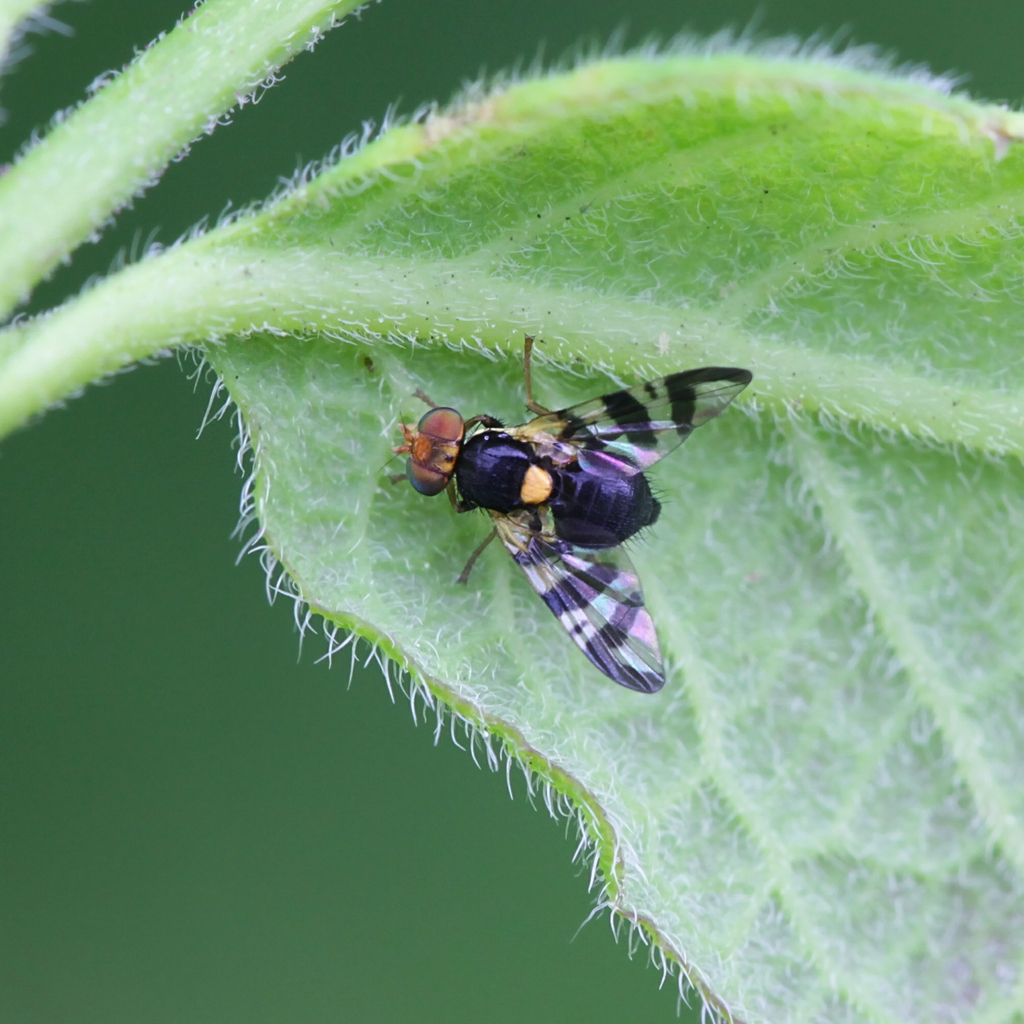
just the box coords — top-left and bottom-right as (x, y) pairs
(520, 464), (553, 505)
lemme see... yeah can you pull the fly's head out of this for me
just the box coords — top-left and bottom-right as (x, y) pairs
(393, 406), (465, 496)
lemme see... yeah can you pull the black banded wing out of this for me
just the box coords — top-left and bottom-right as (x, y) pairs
(491, 508), (664, 693)
(522, 367), (751, 478)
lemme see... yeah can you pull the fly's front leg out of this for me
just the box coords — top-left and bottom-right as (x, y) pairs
(445, 479), (475, 513)
(522, 335), (552, 416)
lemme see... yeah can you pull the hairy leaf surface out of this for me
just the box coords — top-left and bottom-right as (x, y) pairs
(187, 51), (1024, 1022)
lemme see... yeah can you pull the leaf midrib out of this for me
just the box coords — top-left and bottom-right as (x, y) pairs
(7, 241), (1024, 452)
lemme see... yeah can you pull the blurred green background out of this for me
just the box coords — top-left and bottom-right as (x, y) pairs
(1, 2), (1021, 1021)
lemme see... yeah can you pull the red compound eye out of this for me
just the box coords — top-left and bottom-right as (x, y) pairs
(416, 407), (464, 443)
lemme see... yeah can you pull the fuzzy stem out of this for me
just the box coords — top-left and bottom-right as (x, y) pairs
(0, 0), (56, 62)
(0, 0), (363, 318)
(3, 243), (1023, 458)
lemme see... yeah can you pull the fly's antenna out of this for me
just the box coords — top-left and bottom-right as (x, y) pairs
(380, 451), (404, 475)
(381, 413), (416, 478)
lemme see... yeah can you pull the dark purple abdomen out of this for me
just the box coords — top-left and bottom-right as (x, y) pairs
(549, 465), (660, 548)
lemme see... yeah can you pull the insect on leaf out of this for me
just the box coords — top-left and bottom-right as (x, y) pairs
(191, 50), (1024, 1024)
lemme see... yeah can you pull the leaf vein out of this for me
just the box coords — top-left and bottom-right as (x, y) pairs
(791, 425), (1024, 879)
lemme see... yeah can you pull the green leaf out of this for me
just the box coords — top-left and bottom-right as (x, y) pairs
(8, 48), (1024, 1022)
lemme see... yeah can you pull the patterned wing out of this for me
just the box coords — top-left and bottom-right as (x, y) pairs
(492, 509), (664, 693)
(520, 367), (751, 478)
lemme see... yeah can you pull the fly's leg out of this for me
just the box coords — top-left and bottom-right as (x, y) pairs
(445, 480), (462, 510)
(445, 479), (477, 513)
(523, 335), (552, 416)
(456, 528), (498, 584)
(413, 388), (438, 408)
(463, 413), (502, 432)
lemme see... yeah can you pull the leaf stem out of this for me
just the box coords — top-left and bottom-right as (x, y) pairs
(4, 244), (1024, 459)
(0, 0), (57, 63)
(0, 0), (363, 318)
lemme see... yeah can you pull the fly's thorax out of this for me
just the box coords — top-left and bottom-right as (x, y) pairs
(455, 430), (537, 512)
(404, 407), (465, 496)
